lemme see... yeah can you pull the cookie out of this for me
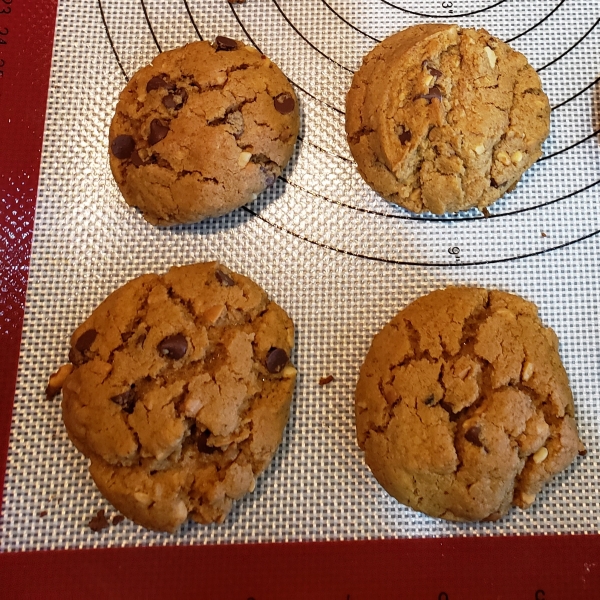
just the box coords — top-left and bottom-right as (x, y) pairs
(345, 25), (550, 214)
(355, 287), (585, 521)
(109, 38), (299, 225)
(54, 262), (296, 532)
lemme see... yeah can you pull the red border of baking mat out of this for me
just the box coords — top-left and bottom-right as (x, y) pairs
(1, 2), (599, 597)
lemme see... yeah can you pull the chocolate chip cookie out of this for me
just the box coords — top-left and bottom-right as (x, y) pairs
(109, 38), (299, 225)
(54, 262), (296, 532)
(346, 25), (550, 214)
(355, 287), (585, 521)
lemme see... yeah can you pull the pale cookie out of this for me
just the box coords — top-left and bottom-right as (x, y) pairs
(109, 37), (299, 225)
(355, 287), (585, 521)
(346, 25), (550, 214)
(54, 262), (296, 532)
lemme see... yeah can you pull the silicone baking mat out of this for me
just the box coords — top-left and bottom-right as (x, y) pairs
(2, 0), (600, 562)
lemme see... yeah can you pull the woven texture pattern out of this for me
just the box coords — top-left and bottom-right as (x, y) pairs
(1, 0), (600, 550)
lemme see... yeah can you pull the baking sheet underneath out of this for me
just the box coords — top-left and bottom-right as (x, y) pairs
(2, 0), (600, 550)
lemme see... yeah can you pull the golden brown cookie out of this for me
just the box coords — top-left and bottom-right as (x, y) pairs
(109, 38), (299, 225)
(54, 262), (296, 532)
(345, 25), (550, 214)
(355, 287), (585, 521)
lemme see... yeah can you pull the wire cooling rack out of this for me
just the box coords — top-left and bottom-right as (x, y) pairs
(1, 0), (599, 551)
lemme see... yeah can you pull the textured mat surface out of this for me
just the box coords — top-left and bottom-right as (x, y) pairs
(1, 0), (599, 550)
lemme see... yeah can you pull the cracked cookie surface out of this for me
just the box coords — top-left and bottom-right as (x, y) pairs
(345, 25), (550, 214)
(109, 38), (299, 225)
(355, 287), (585, 521)
(57, 262), (296, 532)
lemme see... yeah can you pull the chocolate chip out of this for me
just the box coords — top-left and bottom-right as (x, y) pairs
(266, 347), (288, 373)
(261, 166), (277, 187)
(424, 395), (435, 406)
(579, 448), (588, 456)
(417, 85), (443, 102)
(146, 76), (171, 92)
(215, 269), (234, 287)
(39, 510), (48, 518)
(110, 388), (137, 414)
(398, 129), (412, 145)
(111, 135), (135, 159)
(465, 426), (483, 447)
(148, 119), (169, 146)
(131, 150), (145, 167)
(490, 178), (499, 188)
(158, 333), (188, 359)
(75, 329), (97, 353)
(274, 93), (295, 115)
(428, 65), (443, 78)
(215, 36), (238, 51)
(196, 430), (216, 454)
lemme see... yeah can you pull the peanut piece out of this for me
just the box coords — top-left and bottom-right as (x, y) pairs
(46, 363), (74, 399)
(474, 144), (485, 155)
(522, 362), (534, 382)
(533, 446), (549, 464)
(484, 46), (497, 69)
(521, 492), (536, 505)
(497, 151), (511, 166)
(238, 151), (252, 168)
(511, 151), (523, 164)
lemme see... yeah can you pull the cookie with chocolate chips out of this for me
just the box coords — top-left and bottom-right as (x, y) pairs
(55, 262), (296, 532)
(355, 287), (585, 521)
(109, 38), (299, 225)
(345, 24), (550, 214)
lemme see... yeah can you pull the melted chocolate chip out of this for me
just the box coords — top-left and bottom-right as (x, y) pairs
(215, 269), (234, 287)
(197, 430), (216, 454)
(162, 88), (188, 110)
(428, 66), (443, 78)
(215, 36), (238, 51)
(111, 135), (135, 159)
(266, 347), (288, 373)
(148, 119), (169, 145)
(261, 166), (277, 187)
(146, 76), (171, 92)
(417, 85), (443, 102)
(398, 129), (412, 145)
(158, 334), (188, 359)
(75, 329), (97, 353)
(131, 150), (145, 167)
(465, 425), (483, 447)
(424, 395), (435, 406)
(110, 388), (137, 414)
(274, 93), (295, 115)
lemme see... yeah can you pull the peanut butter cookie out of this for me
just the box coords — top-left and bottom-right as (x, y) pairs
(109, 38), (299, 225)
(54, 262), (296, 532)
(355, 287), (585, 521)
(346, 25), (550, 214)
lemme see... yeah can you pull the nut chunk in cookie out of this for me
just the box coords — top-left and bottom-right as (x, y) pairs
(52, 262), (296, 532)
(109, 38), (300, 225)
(345, 25), (550, 214)
(355, 287), (585, 522)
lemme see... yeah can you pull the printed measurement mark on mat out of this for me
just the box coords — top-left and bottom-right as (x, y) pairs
(0, 0), (12, 78)
(448, 246), (461, 262)
(442, 1), (455, 12)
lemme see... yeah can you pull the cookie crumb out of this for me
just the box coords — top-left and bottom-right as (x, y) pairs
(89, 509), (110, 532)
(541, 232), (547, 238)
(112, 514), (125, 526)
(481, 206), (491, 218)
(319, 375), (334, 386)
(39, 510), (48, 518)
(228, 0), (246, 3)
